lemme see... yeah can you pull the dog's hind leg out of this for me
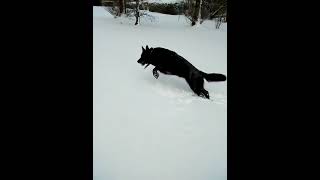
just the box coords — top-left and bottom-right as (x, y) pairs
(199, 89), (210, 99)
(186, 74), (210, 99)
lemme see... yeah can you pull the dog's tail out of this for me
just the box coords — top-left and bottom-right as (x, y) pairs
(201, 71), (227, 82)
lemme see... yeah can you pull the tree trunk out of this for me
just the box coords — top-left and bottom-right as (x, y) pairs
(119, 0), (124, 14)
(191, 0), (202, 26)
(135, 0), (140, 25)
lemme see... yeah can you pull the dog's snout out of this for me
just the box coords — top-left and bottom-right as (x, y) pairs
(137, 59), (145, 65)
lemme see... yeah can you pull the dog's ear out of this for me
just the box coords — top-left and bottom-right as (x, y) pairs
(146, 45), (149, 51)
(142, 46), (145, 52)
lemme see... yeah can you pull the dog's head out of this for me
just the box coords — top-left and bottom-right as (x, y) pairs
(137, 45), (152, 69)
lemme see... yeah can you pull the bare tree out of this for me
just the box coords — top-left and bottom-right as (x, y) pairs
(191, 0), (202, 26)
(184, 0), (203, 26)
(134, 0), (140, 25)
(119, 0), (125, 15)
(133, 0), (154, 25)
(102, 0), (126, 17)
(102, 0), (159, 25)
(184, 0), (227, 27)
(208, 0), (226, 19)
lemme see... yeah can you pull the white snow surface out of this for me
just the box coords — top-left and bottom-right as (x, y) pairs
(93, 6), (227, 180)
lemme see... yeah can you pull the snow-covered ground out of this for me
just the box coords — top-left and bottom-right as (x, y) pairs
(93, 6), (227, 180)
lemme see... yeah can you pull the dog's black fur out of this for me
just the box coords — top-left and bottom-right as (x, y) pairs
(137, 45), (226, 99)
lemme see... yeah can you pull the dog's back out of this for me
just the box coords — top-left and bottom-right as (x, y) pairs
(149, 48), (199, 78)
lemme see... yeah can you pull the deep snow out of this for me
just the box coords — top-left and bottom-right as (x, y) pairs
(93, 6), (227, 180)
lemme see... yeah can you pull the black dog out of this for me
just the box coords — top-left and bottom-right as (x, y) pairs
(137, 45), (226, 99)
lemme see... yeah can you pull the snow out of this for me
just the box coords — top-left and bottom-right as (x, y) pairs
(93, 6), (227, 180)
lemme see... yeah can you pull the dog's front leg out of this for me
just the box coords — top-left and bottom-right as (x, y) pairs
(153, 67), (159, 79)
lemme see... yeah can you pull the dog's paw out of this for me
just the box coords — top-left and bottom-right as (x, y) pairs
(153, 71), (159, 79)
(199, 91), (210, 99)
